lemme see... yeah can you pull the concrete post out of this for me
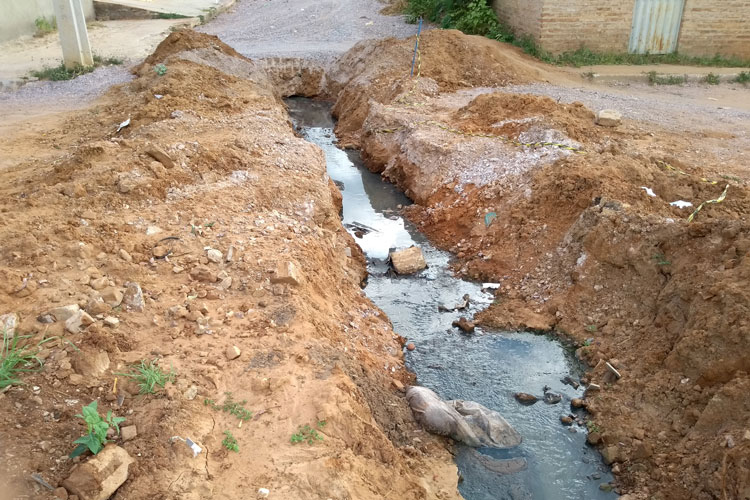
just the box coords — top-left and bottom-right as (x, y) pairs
(52, 0), (94, 68)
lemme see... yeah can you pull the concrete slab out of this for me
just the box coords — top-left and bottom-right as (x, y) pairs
(94, 0), (233, 18)
(562, 64), (747, 84)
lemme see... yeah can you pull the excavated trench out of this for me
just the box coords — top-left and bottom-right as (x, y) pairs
(287, 97), (615, 500)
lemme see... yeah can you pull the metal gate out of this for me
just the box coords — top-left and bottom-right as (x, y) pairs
(628, 0), (686, 54)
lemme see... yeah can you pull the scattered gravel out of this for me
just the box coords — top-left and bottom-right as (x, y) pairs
(199, 0), (420, 62)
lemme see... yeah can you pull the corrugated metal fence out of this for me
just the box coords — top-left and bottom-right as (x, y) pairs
(628, 0), (686, 54)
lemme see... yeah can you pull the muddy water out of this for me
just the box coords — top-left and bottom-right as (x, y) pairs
(287, 98), (615, 500)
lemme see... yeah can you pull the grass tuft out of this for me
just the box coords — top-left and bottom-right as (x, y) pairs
(1, 331), (45, 389)
(647, 71), (686, 85)
(222, 430), (239, 452)
(119, 359), (176, 394)
(30, 54), (124, 82)
(735, 71), (750, 85)
(34, 16), (57, 37)
(704, 72), (720, 85)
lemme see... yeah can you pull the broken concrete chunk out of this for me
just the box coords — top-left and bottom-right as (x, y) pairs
(389, 246), (427, 275)
(100, 288), (124, 308)
(602, 362), (621, 384)
(271, 261), (301, 286)
(65, 310), (96, 334)
(122, 283), (144, 312)
(62, 444), (134, 500)
(49, 305), (81, 323)
(145, 146), (174, 169)
(1, 313), (19, 337)
(596, 109), (622, 127)
(120, 425), (137, 442)
(103, 316), (120, 328)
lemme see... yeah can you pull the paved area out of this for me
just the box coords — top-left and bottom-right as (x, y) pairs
(96, 0), (233, 18)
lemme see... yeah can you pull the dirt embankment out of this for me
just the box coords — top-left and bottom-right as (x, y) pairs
(0, 31), (461, 500)
(327, 30), (750, 500)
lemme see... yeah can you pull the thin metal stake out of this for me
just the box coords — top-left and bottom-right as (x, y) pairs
(410, 17), (423, 77)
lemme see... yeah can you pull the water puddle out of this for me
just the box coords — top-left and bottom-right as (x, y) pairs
(287, 97), (615, 500)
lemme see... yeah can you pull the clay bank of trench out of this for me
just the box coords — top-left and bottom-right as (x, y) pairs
(1, 28), (749, 500)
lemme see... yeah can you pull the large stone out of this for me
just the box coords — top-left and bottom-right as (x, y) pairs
(49, 305), (81, 323)
(73, 350), (110, 378)
(271, 261), (301, 286)
(596, 109), (622, 127)
(145, 146), (174, 169)
(601, 445), (622, 465)
(62, 444), (134, 500)
(65, 310), (96, 334)
(100, 288), (124, 308)
(122, 283), (144, 312)
(206, 249), (222, 264)
(1, 313), (19, 337)
(189, 266), (218, 283)
(389, 246), (427, 275)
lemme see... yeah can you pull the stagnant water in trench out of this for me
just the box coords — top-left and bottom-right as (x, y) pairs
(287, 98), (615, 500)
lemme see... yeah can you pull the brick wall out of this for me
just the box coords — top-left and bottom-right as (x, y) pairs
(678, 0), (750, 58)
(492, 0), (750, 59)
(491, 0), (544, 40)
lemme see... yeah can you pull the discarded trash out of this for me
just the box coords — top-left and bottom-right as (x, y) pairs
(30, 472), (54, 490)
(116, 118), (131, 133)
(484, 212), (497, 227)
(438, 294), (470, 312)
(482, 283), (501, 289)
(640, 186), (656, 197)
(344, 221), (378, 235)
(154, 94), (163, 100)
(688, 184), (729, 223)
(466, 448), (528, 475)
(258, 488), (270, 498)
(669, 200), (693, 208)
(170, 436), (202, 457)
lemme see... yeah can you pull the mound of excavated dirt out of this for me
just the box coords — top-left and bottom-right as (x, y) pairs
(328, 34), (750, 499)
(326, 29), (543, 146)
(0, 30), (462, 500)
(140, 30), (249, 68)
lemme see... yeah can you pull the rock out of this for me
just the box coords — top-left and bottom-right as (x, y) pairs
(206, 249), (222, 264)
(571, 398), (585, 409)
(117, 177), (135, 194)
(271, 261), (301, 286)
(85, 297), (110, 316)
(0, 313), (19, 337)
(596, 109), (622, 127)
(452, 317), (475, 333)
(226, 345), (241, 360)
(73, 351), (110, 378)
(69, 373), (84, 385)
(225, 246), (234, 262)
(62, 444), (134, 500)
(103, 317), (119, 328)
(587, 431), (603, 445)
(183, 385), (198, 400)
(561, 375), (580, 389)
(514, 393), (538, 405)
(189, 266), (218, 283)
(89, 277), (109, 291)
(599, 483), (613, 492)
(601, 445), (622, 465)
(392, 379), (405, 392)
(37, 314), (55, 324)
(122, 283), (144, 312)
(100, 288), (124, 308)
(560, 415), (574, 425)
(145, 146), (174, 169)
(118, 249), (133, 263)
(602, 362), (621, 384)
(152, 246), (170, 258)
(53, 486), (69, 499)
(120, 425), (137, 442)
(406, 342), (416, 351)
(49, 304), (81, 322)
(65, 310), (96, 334)
(389, 246), (427, 275)
(543, 392), (562, 404)
(632, 440), (653, 459)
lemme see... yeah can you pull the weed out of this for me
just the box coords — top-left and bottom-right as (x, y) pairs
(1, 331), (46, 389)
(119, 359), (175, 394)
(34, 16), (57, 37)
(735, 71), (750, 84)
(646, 71), (686, 85)
(30, 55), (123, 82)
(155, 12), (189, 19)
(653, 253), (671, 266)
(155, 64), (168, 76)
(94, 54), (125, 66)
(204, 392), (253, 421)
(704, 72), (721, 85)
(70, 401), (126, 457)
(222, 430), (239, 452)
(586, 421), (602, 434)
(584, 325), (597, 333)
(581, 71), (595, 81)
(720, 174), (742, 182)
(291, 420), (326, 445)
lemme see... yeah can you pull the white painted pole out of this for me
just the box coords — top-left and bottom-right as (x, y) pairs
(52, 0), (94, 69)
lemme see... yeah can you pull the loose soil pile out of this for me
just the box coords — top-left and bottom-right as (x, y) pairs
(327, 30), (750, 500)
(0, 31), (462, 500)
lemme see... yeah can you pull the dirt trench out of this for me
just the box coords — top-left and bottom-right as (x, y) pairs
(0, 31), (462, 500)
(317, 30), (750, 500)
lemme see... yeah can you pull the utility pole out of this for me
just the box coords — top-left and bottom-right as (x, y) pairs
(52, 0), (93, 68)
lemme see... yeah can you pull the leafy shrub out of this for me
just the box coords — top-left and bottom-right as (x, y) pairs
(70, 401), (125, 457)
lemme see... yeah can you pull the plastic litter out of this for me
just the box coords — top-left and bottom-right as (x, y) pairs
(170, 436), (202, 457)
(669, 200), (693, 208)
(484, 212), (497, 227)
(258, 488), (270, 498)
(640, 186), (656, 197)
(116, 118), (130, 133)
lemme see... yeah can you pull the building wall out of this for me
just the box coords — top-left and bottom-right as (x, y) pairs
(491, 0), (544, 41)
(678, 0), (750, 58)
(1, 0), (95, 43)
(491, 0), (750, 59)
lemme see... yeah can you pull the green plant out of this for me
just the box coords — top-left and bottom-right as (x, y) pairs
(735, 71), (750, 84)
(30, 55), (123, 82)
(204, 392), (253, 421)
(222, 430), (239, 452)
(34, 16), (57, 37)
(291, 420), (326, 445)
(646, 71), (686, 85)
(155, 12), (189, 19)
(155, 64), (168, 76)
(1, 331), (47, 389)
(93, 54), (125, 66)
(653, 253), (671, 266)
(70, 401), (126, 457)
(119, 359), (175, 394)
(585, 325), (597, 333)
(704, 72), (720, 85)
(586, 421), (602, 434)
